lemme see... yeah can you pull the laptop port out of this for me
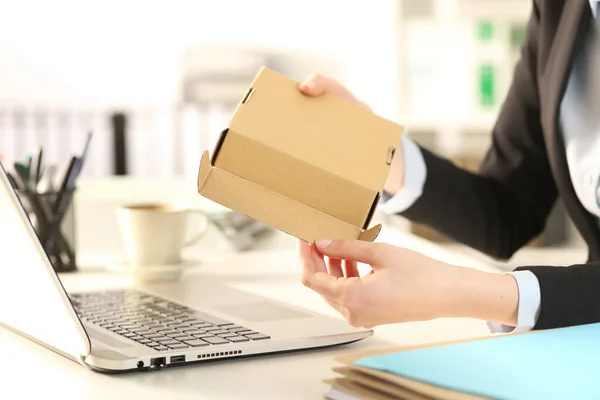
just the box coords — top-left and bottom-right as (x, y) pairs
(170, 355), (185, 364)
(150, 357), (166, 369)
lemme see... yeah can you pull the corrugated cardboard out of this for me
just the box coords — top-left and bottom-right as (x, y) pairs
(197, 67), (404, 243)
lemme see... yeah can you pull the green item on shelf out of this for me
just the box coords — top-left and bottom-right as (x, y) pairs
(478, 64), (495, 108)
(477, 21), (494, 41)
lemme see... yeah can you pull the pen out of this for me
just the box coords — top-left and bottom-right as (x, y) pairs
(44, 156), (78, 257)
(81, 131), (93, 162)
(6, 172), (20, 190)
(76, 131), (93, 178)
(26, 153), (32, 177)
(30, 147), (43, 185)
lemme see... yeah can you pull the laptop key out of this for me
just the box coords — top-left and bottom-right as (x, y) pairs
(144, 333), (166, 339)
(183, 340), (210, 347)
(135, 330), (155, 335)
(245, 333), (270, 340)
(225, 325), (245, 331)
(146, 342), (160, 347)
(144, 335), (171, 342)
(176, 336), (195, 341)
(200, 336), (229, 345)
(157, 340), (181, 345)
(192, 333), (214, 339)
(191, 322), (213, 329)
(120, 323), (140, 329)
(123, 332), (136, 338)
(183, 329), (205, 335)
(162, 330), (180, 335)
(166, 344), (189, 350)
(217, 332), (239, 338)
(209, 329), (230, 335)
(108, 326), (122, 332)
(115, 329), (129, 335)
(129, 327), (151, 333)
(154, 346), (169, 351)
(229, 328), (251, 333)
(226, 336), (250, 343)
(168, 323), (190, 329)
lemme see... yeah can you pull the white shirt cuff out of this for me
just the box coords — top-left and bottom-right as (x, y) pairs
(486, 270), (541, 334)
(379, 136), (427, 214)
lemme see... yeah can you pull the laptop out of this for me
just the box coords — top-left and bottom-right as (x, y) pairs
(0, 164), (372, 372)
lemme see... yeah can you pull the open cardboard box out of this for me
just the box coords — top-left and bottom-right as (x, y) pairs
(197, 67), (404, 243)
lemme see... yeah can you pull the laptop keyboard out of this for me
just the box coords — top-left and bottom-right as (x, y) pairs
(70, 289), (270, 351)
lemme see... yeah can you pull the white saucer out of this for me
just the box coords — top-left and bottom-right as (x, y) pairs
(107, 259), (202, 283)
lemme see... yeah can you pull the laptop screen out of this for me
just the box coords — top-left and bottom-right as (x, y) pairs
(0, 162), (90, 360)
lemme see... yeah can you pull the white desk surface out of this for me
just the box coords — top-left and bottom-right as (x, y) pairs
(0, 177), (586, 399)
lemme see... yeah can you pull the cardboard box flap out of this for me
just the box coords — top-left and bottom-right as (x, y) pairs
(198, 151), (382, 242)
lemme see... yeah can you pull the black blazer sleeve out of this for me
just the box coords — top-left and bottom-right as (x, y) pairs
(513, 263), (600, 329)
(400, 0), (557, 260)
(398, 0), (600, 330)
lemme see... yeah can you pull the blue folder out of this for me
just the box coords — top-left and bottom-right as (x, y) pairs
(354, 323), (600, 400)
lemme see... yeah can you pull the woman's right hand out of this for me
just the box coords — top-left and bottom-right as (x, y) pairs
(298, 73), (405, 196)
(297, 238), (520, 328)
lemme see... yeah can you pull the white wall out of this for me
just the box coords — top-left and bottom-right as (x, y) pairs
(0, 0), (400, 120)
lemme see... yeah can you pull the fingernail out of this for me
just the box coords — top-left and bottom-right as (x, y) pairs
(302, 80), (316, 90)
(315, 239), (332, 248)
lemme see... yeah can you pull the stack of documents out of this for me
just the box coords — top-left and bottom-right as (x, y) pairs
(325, 323), (600, 400)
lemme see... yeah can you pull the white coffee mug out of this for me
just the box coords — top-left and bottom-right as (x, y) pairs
(116, 203), (209, 267)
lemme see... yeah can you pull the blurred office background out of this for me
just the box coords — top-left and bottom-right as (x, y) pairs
(0, 0), (582, 250)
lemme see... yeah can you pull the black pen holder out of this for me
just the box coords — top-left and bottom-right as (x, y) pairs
(15, 189), (77, 273)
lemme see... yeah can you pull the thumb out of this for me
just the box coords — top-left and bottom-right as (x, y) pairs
(299, 74), (366, 108)
(314, 239), (384, 266)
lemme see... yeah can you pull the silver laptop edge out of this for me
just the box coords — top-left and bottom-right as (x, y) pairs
(0, 163), (91, 365)
(0, 163), (372, 372)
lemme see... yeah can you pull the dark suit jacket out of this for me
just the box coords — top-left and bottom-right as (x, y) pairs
(400, 0), (600, 330)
